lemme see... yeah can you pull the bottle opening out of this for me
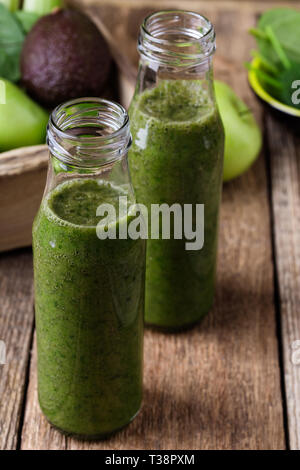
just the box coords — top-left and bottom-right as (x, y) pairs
(139, 10), (215, 67)
(48, 98), (131, 168)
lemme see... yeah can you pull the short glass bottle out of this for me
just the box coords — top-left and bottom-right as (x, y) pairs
(33, 98), (145, 438)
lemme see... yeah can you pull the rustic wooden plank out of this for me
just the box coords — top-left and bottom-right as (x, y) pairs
(266, 113), (300, 450)
(20, 3), (285, 450)
(0, 249), (35, 450)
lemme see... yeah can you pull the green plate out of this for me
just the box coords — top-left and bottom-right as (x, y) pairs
(248, 57), (300, 118)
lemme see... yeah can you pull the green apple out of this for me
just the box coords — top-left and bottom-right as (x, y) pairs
(0, 78), (48, 152)
(214, 80), (262, 182)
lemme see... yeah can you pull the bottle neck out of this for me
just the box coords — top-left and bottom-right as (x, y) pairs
(44, 98), (133, 195)
(138, 11), (215, 67)
(48, 98), (131, 171)
(136, 55), (214, 93)
(45, 153), (133, 198)
(136, 11), (216, 99)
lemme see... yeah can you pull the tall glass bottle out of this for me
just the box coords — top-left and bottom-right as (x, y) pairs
(33, 98), (145, 438)
(129, 11), (224, 330)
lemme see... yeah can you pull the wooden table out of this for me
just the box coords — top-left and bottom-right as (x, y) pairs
(1, 0), (300, 450)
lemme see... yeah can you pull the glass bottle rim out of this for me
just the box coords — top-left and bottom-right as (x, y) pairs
(47, 97), (132, 168)
(139, 10), (216, 67)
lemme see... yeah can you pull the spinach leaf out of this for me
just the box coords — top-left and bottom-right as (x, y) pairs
(0, 4), (24, 44)
(254, 8), (300, 66)
(258, 7), (296, 29)
(248, 7), (300, 111)
(0, 4), (24, 82)
(15, 11), (39, 34)
(0, 46), (22, 82)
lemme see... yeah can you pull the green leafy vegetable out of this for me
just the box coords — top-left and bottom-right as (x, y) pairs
(0, 4), (24, 44)
(0, 4), (24, 82)
(250, 49), (279, 75)
(15, 11), (40, 33)
(245, 61), (282, 90)
(247, 7), (300, 110)
(257, 8), (300, 65)
(250, 8), (300, 66)
(265, 25), (291, 70)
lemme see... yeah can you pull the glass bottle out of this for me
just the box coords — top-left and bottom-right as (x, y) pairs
(129, 11), (224, 330)
(33, 98), (145, 438)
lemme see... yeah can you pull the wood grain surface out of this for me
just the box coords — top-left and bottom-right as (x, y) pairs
(18, 1), (286, 450)
(0, 249), (34, 450)
(266, 113), (300, 450)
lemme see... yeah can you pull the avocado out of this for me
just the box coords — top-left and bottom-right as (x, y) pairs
(21, 9), (112, 108)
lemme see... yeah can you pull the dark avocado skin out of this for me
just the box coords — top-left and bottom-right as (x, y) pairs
(21, 9), (112, 108)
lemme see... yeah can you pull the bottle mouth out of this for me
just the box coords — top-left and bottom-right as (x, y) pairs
(139, 10), (215, 67)
(48, 98), (132, 168)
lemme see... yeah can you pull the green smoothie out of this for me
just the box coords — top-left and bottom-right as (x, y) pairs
(33, 178), (145, 438)
(129, 79), (224, 329)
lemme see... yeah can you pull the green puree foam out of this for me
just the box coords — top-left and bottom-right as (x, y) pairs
(129, 79), (224, 329)
(49, 179), (127, 227)
(33, 179), (145, 437)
